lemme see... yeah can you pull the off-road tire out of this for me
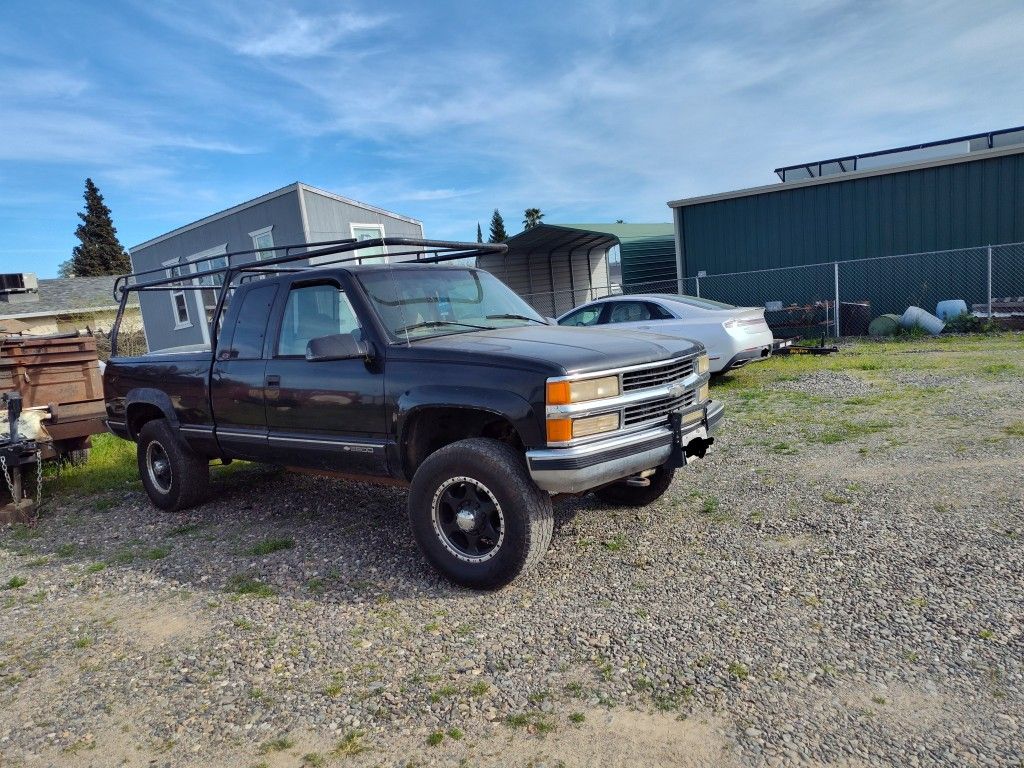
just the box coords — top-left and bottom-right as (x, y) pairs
(408, 438), (553, 589)
(594, 463), (676, 507)
(137, 419), (209, 512)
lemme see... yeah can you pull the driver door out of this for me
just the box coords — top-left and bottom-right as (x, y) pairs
(263, 278), (388, 474)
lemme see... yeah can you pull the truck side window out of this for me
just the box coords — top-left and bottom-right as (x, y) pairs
(277, 284), (361, 357)
(219, 284), (277, 359)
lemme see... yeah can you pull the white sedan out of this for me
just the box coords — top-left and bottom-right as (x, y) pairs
(557, 294), (774, 374)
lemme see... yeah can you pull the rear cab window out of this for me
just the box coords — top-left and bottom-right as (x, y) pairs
(217, 284), (278, 360)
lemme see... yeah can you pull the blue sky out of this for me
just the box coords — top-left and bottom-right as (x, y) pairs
(3, 0), (1023, 277)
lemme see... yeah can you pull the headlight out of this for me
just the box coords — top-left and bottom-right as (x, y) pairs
(546, 375), (620, 405)
(698, 383), (709, 402)
(696, 354), (710, 375)
(571, 413), (620, 438)
(547, 413), (620, 442)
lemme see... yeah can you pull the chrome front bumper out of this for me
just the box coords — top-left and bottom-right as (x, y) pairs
(526, 400), (724, 494)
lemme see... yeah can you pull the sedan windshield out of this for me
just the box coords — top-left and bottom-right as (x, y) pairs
(356, 268), (546, 340)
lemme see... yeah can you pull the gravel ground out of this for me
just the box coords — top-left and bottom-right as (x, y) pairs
(1, 335), (1022, 767)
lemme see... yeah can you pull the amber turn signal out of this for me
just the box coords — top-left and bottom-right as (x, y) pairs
(546, 418), (573, 443)
(546, 380), (572, 406)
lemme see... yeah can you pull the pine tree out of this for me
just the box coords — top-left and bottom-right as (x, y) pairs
(488, 209), (508, 243)
(522, 208), (544, 230)
(476, 222), (483, 243)
(70, 179), (131, 276)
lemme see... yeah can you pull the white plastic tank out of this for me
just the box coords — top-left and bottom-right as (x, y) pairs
(935, 299), (968, 320)
(901, 306), (945, 335)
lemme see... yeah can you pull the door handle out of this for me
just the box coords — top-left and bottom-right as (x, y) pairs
(265, 375), (281, 388)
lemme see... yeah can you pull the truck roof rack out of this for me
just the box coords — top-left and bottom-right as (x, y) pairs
(109, 237), (508, 357)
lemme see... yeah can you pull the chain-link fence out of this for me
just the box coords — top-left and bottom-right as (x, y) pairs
(519, 242), (1024, 337)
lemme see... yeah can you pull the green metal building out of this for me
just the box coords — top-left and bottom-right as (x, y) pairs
(668, 127), (1024, 321)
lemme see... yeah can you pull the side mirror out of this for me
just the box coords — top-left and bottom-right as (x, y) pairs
(306, 333), (369, 362)
(545, 317), (558, 325)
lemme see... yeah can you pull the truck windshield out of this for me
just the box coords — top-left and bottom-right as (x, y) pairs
(356, 268), (546, 340)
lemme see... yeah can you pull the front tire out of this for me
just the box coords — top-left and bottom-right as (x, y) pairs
(137, 419), (209, 512)
(408, 438), (552, 589)
(594, 463), (676, 507)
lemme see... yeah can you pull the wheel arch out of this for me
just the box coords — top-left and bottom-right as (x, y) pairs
(125, 388), (178, 440)
(399, 401), (530, 481)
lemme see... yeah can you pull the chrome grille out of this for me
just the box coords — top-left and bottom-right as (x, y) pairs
(623, 391), (696, 426)
(621, 358), (695, 392)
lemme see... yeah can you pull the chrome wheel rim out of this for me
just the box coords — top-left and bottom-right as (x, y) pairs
(146, 441), (172, 494)
(431, 477), (504, 563)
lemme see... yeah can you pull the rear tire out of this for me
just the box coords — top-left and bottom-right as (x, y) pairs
(137, 419), (209, 512)
(408, 438), (552, 589)
(594, 463), (676, 507)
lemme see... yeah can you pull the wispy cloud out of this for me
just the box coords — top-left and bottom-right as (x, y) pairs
(237, 9), (389, 57)
(3, 0), (1024, 276)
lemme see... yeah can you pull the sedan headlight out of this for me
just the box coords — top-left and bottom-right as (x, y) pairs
(546, 375), (620, 405)
(696, 354), (710, 375)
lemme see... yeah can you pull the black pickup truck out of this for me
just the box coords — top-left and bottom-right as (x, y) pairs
(104, 239), (722, 588)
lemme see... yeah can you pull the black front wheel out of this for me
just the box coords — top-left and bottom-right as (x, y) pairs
(594, 463), (676, 507)
(408, 438), (552, 589)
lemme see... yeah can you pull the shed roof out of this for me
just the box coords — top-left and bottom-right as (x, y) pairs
(503, 223), (673, 254)
(668, 143), (1024, 209)
(131, 182), (422, 251)
(0, 276), (138, 320)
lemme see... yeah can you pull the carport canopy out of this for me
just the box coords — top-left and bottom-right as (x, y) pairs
(476, 224), (621, 317)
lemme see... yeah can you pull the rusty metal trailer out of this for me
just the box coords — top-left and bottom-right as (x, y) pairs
(0, 332), (106, 461)
(1, 331), (107, 519)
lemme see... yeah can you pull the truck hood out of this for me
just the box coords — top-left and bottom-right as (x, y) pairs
(397, 325), (702, 376)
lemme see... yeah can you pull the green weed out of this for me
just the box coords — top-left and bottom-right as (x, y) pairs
(727, 661), (750, 681)
(226, 575), (276, 598)
(332, 730), (368, 757)
(258, 736), (294, 754)
(246, 538), (295, 556)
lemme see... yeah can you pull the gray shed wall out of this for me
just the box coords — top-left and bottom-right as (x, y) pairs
(131, 190), (304, 351)
(131, 187), (424, 352)
(301, 189), (423, 261)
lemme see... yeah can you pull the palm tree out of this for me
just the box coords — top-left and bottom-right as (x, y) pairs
(522, 208), (544, 230)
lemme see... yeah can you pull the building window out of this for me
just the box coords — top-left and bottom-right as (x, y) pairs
(189, 245), (229, 287)
(351, 224), (386, 264)
(187, 244), (229, 325)
(163, 259), (192, 329)
(249, 226), (275, 260)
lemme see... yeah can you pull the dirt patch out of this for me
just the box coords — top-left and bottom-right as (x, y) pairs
(107, 598), (212, 650)
(840, 682), (949, 733)
(526, 709), (738, 768)
(215, 710), (738, 768)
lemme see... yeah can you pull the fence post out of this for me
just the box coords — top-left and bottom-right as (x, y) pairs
(833, 261), (841, 338)
(695, 276), (700, 298)
(987, 244), (993, 319)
